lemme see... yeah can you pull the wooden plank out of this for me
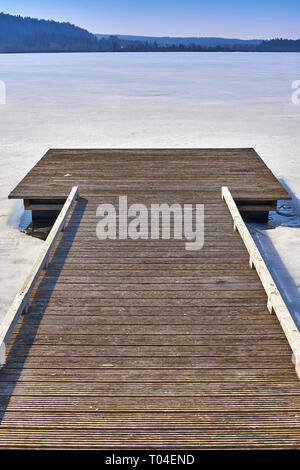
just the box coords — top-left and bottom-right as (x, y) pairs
(3, 354), (296, 370)
(2, 411), (300, 430)
(1, 428), (300, 450)
(1, 367), (297, 382)
(0, 394), (300, 412)
(1, 381), (300, 396)
(18, 314), (279, 325)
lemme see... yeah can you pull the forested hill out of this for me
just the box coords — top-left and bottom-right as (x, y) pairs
(258, 38), (300, 52)
(0, 12), (300, 53)
(0, 12), (100, 52)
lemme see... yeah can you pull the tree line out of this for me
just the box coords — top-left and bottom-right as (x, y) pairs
(0, 13), (299, 53)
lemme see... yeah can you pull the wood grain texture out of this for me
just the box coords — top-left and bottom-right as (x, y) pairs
(1, 148), (299, 450)
(8, 148), (291, 201)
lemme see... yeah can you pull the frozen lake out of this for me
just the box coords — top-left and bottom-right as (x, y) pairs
(0, 52), (300, 324)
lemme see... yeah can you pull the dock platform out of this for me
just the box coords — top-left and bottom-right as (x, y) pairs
(1, 148), (300, 449)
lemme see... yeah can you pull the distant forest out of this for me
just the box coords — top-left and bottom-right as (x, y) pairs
(0, 12), (300, 53)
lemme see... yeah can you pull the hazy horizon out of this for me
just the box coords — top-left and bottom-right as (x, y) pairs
(0, 0), (300, 39)
(96, 33), (264, 40)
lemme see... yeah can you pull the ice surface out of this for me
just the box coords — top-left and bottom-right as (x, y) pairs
(0, 52), (299, 324)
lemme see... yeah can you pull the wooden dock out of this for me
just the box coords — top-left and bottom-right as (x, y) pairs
(1, 148), (300, 449)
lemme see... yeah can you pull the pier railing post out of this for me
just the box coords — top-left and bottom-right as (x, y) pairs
(0, 342), (5, 368)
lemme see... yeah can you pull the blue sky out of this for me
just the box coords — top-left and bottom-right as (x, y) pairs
(1, 0), (300, 38)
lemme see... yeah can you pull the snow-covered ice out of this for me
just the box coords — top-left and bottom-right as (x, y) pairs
(0, 52), (299, 324)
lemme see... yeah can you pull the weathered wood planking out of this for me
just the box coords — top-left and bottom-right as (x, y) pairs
(8, 148), (290, 201)
(1, 148), (300, 450)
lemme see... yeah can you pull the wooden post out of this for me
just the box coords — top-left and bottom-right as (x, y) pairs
(43, 258), (49, 270)
(0, 342), (5, 368)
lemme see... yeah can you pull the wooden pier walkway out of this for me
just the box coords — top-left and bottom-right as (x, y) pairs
(1, 148), (300, 449)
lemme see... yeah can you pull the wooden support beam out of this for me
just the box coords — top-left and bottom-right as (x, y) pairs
(24, 200), (64, 211)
